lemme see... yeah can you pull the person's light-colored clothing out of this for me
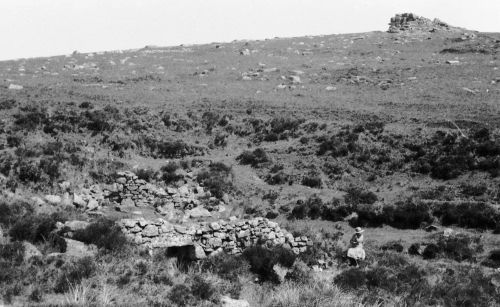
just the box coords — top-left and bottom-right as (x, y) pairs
(350, 233), (364, 248)
(347, 246), (366, 260)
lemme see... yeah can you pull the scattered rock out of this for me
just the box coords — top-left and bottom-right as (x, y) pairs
(64, 238), (98, 258)
(86, 198), (99, 211)
(221, 296), (250, 307)
(239, 49), (250, 56)
(64, 220), (90, 232)
(23, 242), (42, 261)
(8, 84), (23, 90)
(44, 195), (62, 205)
(73, 194), (87, 208)
(188, 207), (212, 218)
(443, 228), (454, 237)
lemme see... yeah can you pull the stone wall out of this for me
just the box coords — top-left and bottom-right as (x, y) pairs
(388, 13), (450, 33)
(119, 217), (311, 259)
(74, 171), (217, 211)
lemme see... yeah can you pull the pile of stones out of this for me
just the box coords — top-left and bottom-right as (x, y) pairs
(119, 217), (311, 259)
(112, 171), (168, 207)
(388, 13), (452, 33)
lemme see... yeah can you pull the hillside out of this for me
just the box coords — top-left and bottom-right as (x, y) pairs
(0, 14), (500, 306)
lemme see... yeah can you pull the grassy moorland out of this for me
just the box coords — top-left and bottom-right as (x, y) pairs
(0, 16), (500, 306)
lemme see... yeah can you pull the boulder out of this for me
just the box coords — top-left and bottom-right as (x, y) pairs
(143, 225), (159, 237)
(193, 244), (207, 259)
(121, 198), (135, 207)
(64, 220), (90, 232)
(221, 296), (250, 307)
(58, 181), (71, 190)
(31, 196), (46, 207)
(443, 228), (454, 238)
(178, 185), (190, 196)
(44, 194), (62, 204)
(188, 207), (212, 218)
(73, 193), (87, 208)
(273, 264), (289, 283)
(86, 198), (99, 211)
(8, 84), (23, 90)
(23, 242), (42, 261)
(64, 238), (98, 258)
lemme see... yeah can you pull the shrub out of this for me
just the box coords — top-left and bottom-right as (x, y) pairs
(0, 200), (33, 227)
(13, 106), (48, 131)
(422, 244), (440, 259)
(236, 148), (270, 167)
(72, 218), (127, 252)
(265, 171), (290, 185)
(200, 254), (249, 282)
(432, 267), (498, 307)
(39, 157), (61, 180)
(9, 213), (63, 244)
(17, 160), (42, 182)
(0, 98), (16, 110)
(285, 261), (312, 284)
(169, 284), (193, 307)
(461, 183), (487, 197)
(384, 200), (432, 229)
(433, 202), (499, 229)
(6, 135), (22, 148)
(29, 287), (43, 302)
(242, 246), (296, 283)
(301, 173), (322, 188)
(483, 249), (500, 267)
(334, 267), (367, 290)
(196, 162), (233, 199)
(344, 187), (378, 205)
(191, 275), (217, 301)
(381, 241), (404, 253)
(436, 234), (482, 262)
(136, 168), (156, 181)
(0, 241), (25, 265)
(161, 162), (182, 184)
(54, 256), (97, 293)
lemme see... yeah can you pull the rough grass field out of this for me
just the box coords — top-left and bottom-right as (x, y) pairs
(0, 15), (500, 306)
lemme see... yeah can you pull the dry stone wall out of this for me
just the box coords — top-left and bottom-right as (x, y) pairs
(74, 171), (214, 211)
(388, 13), (451, 33)
(119, 217), (311, 258)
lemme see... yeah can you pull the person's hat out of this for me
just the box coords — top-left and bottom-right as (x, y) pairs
(355, 227), (364, 233)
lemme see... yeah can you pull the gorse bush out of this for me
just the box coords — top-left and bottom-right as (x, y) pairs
(349, 199), (432, 229)
(242, 246), (296, 283)
(72, 218), (127, 252)
(161, 162), (183, 184)
(344, 187), (378, 205)
(433, 201), (499, 229)
(289, 195), (353, 222)
(9, 213), (63, 244)
(0, 200), (33, 228)
(196, 162), (233, 199)
(236, 148), (270, 167)
(54, 256), (97, 293)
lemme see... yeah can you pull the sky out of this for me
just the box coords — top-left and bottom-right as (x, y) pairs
(1, 0), (499, 61)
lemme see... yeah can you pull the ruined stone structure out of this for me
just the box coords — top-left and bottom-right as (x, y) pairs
(75, 170), (212, 211)
(119, 217), (311, 259)
(388, 13), (451, 33)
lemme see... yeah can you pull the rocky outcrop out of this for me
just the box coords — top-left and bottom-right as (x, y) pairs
(388, 13), (455, 33)
(119, 217), (311, 259)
